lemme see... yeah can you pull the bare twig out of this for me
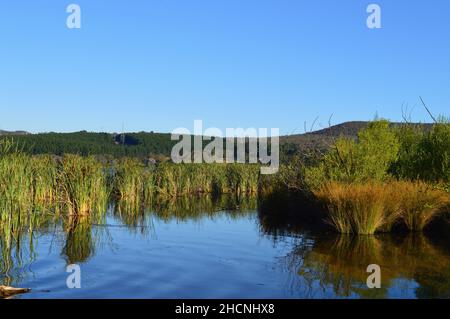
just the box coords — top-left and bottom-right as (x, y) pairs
(419, 96), (437, 123)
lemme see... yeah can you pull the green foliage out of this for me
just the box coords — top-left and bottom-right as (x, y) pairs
(390, 125), (424, 179)
(422, 120), (450, 181)
(357, 120), (400, 179)
(392, 119), (450, 183)
(305, 120), (400, 187)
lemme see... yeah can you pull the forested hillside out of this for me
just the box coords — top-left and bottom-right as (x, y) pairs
(0, 131), (176, 158)
(0, 122), (434, 159)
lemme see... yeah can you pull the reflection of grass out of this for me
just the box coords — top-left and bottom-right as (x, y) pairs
(152, 194), (257, 222)
(314, 181), (449, 234)
(295, 234), (450, 298)
(62, 216), (95, 265)
(0, 209), (55, 286)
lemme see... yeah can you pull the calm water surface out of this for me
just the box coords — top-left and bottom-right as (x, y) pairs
(1, 196), (449, 299)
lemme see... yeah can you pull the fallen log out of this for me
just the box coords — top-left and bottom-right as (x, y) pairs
(0, 285), (31, 298)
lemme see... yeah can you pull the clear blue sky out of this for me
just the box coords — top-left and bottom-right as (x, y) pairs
(0, 0), (449, 134)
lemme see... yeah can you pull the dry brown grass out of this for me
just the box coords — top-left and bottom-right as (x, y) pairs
(314, 181), (449, 234)
(394, 181), (450, 231)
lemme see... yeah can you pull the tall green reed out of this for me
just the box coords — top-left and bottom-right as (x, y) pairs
(58, 155), (109, 217)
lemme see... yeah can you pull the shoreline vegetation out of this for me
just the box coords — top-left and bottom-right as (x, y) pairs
(0, 119), (449, 236)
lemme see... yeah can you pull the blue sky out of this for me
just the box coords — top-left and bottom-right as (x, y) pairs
(0, 0), (449, 134)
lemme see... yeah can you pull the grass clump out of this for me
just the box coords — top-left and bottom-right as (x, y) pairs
(314, 181), (449, 234)
(31, 155), (59, 209)
(314, 182), (398, 234)
(395, 181), (450, 231)
(113, 158), (153, 205)
(0, 141), (35, 228)
(58, 155), (109, 217)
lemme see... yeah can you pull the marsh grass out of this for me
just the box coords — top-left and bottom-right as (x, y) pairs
(0, 147), (260, 222)
(58, 155), (109, 217)
(394, 181), (450, 231)
(113, 158), (153, 207)
(2, 138), (446, 237)
(314, 182), (392, 234)
(154, 163), (260, 198)
(314, 181), (450, 234)
(0, 153), (35, 238)
(31, 155), (59, 210)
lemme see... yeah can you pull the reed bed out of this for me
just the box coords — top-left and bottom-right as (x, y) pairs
(0, 147), (261, 225)
(58, 155), (109, 217)
(154, 163), (260, 198)
(314, 181), (450, 234)
(113, 158), (153, 206)
(0, 153), (35, 236)
(31, 155), (59, 209)
(2, 143), (446, 237)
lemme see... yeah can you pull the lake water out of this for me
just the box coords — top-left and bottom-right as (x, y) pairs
(1, 195), (450, 299)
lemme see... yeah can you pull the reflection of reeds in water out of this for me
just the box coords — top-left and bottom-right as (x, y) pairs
(114, 200), (152, 236)
(1, 230), (36, 287)
(112, 194), (257, 237)
(152, 194), (258, 222)
(62, 216), (96, 265)
(290, 234), (450, 298)
(0, 210), (55, 286)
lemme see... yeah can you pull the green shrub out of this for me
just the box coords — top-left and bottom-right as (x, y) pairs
(305, 120), (400, 188)
(392, 119), (450, 184)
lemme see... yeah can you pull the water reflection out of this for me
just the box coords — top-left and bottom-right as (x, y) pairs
(1, 194), (449, 298)
(0, 209), (55, 287)
(282, 234), (450, 298)
(62, 216), (95, 264)
(259, 194), (450, 298)
(152, 195), (257, 222)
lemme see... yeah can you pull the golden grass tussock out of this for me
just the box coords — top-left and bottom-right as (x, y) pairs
(314, 180), (450, 234)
